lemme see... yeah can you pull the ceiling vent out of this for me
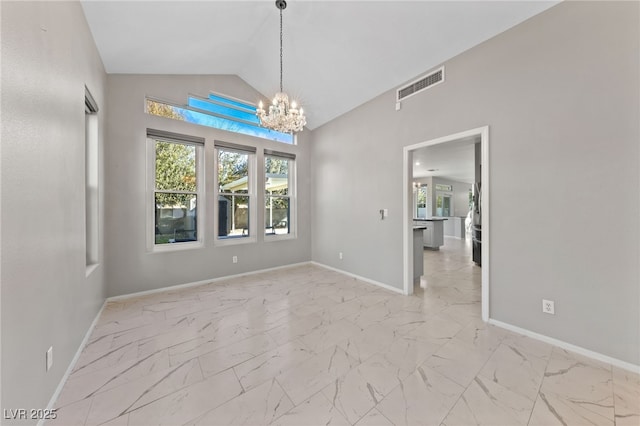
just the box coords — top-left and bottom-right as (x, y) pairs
(397, 66), (444, 102)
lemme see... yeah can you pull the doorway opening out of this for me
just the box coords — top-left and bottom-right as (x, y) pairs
(403, 126), (490, 321)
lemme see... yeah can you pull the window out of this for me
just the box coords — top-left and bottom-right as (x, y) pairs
(265, 151), (295, 236)
(415, 185), (427, 218)
(85, 87), (99, 270)
(436, 192), (453, 217)
(216, 142), (256, 240)
(146, 92), (294, 144)
(148, 130), (203, 247)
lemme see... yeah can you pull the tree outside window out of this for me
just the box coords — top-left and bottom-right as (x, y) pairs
(154, 140), (198, 244)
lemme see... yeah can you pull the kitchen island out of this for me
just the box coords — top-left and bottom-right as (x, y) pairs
(413, 218), (447, 250)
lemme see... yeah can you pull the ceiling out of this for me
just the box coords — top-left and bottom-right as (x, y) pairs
(413, 136), (478, 183)
(80, 1), (559, 130)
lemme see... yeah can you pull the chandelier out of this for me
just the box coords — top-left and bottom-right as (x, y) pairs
(257, 0), (306, 133)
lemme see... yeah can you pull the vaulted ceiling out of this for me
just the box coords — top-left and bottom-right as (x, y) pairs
(81, 1), (559, 129)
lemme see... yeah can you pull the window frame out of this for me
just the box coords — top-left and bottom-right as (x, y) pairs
(146, 130), (204, 252)
(214, 142), (257, 246)
(435, 191), (454, 218)
(264, 150), (296, 241)
(85, 87), (100, 275)
(414, 184), (427, 219)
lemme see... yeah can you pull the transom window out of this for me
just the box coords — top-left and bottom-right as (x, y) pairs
(146, 92), (294, 144)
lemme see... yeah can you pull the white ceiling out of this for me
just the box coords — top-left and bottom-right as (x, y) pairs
(413, 136), (478, 183)
(80, 0), (558, 130)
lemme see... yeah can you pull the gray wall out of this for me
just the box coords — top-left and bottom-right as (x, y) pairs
(311, 1), (639, 364)
(1, 1), (107, 419)
(105, 75), (311, 297)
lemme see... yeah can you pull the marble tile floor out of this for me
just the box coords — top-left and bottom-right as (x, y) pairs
(50, 238), (639, 425)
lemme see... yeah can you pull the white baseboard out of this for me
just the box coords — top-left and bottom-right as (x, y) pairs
(39, 300), (107, 426)
(311, 261), (404, 295)
(106, 261), (313, 302)
(488, 319), (640, 374)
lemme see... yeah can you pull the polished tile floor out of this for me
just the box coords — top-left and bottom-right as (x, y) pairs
(51, 238), (639, 425)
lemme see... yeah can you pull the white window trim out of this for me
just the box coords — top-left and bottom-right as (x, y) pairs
(146, 136), (204, 252)
(214, 145), (257, 246)
(264, 154), (296, 241)
(85, 87), (100, 273)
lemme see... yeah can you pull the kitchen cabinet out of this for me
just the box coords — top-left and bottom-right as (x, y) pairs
(443, 216), (467, 239)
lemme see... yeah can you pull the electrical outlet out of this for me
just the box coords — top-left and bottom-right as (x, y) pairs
(232, 256), (238, 264)
(339, 252), (343, 260)
(542, 299), (555, 315)
(46, 346), (53, 371)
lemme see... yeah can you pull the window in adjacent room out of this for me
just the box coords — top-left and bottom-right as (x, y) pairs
(436, 192), (453, 217)
(416, 185), (427, 219)
(148, 130), (203, 248)
(265, 150), (295, 237)
(216, 142), (256, 241)
(85, 87), (99, 272)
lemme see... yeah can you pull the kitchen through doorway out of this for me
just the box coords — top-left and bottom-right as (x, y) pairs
(403, 126), (490, 321)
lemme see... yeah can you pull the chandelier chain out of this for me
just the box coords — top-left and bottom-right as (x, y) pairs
(256, 0), (306, 133)
(279, 7), (283, 93)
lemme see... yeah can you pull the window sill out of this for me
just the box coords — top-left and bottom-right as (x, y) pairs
(151, 241), (203, 253)
(86, 263), (99, 278)
(215, 236), (257, 247)
(264, 233), (296, 242)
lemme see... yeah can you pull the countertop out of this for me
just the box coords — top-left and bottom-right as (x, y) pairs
(413, 218), (448, 221)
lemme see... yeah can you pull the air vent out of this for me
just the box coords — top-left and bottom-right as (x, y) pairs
(397, 67), (444, 102)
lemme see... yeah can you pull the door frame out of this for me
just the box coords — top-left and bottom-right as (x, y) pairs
(402, 126), (490, 322)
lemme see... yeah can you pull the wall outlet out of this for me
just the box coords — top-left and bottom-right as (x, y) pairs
(339, 252), (343, 260)
(232, 256), (238, 264)
(542, 299), (555, 315)
(46, 346), (53, 371)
